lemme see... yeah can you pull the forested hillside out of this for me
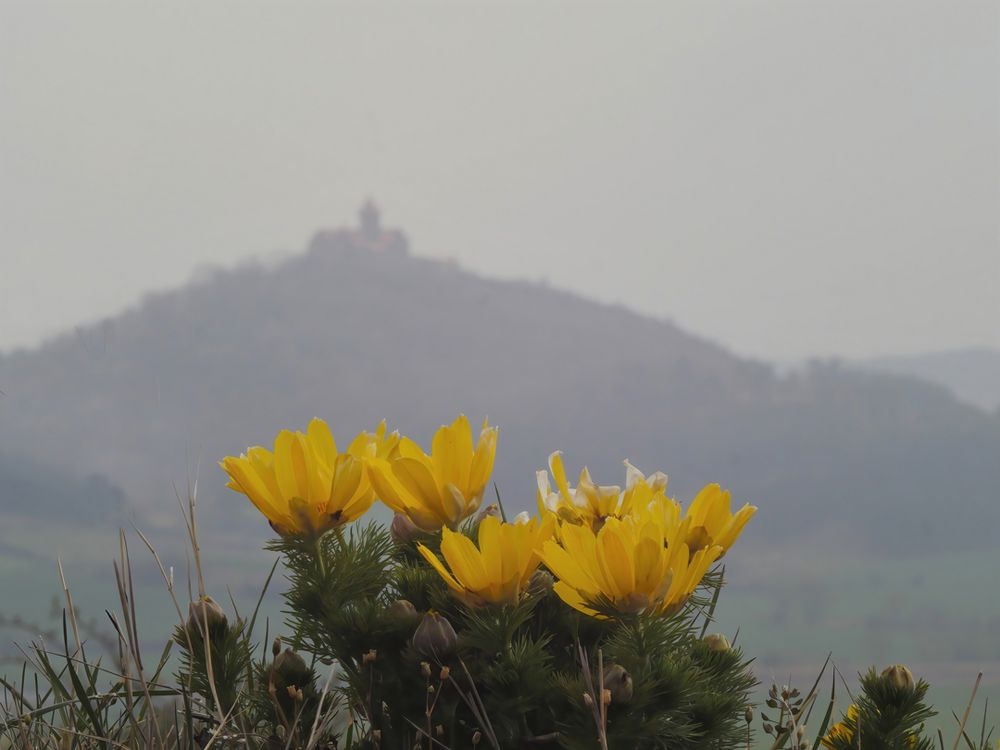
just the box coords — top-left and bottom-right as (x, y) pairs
(1, 228), (997, 553)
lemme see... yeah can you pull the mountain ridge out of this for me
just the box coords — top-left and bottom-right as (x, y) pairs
(1, 212), (997, 553)
(858, 348), (1000, 413)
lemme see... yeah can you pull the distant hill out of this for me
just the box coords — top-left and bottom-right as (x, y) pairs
(1, 205), (999, 554)
(0, 453), (128, 525)
(859, 349), (1000, 413)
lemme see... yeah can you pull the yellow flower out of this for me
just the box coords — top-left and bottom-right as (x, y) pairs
(683, 483), (756, 555)
(821, 721), (851, 749)
(417, 515), (555, 606)
(221, 419), (376, 536)
(822, 703), (919, 749)
(368, 415), (498, 531)
(822, 705), (859, 750)
(541, 515), (722, 618)
(536, 453), (670, 529)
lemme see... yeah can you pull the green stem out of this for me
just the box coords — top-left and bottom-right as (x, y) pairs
(314, 535), (327, 578)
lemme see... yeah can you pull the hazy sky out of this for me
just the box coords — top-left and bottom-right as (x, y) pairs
(1, 1), (997, 361)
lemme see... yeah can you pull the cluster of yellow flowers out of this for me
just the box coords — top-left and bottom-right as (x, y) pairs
(221, 415), (756, 619)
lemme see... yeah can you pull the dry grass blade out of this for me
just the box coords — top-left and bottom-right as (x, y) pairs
(811, 670), (837, 750)
(56, 558), (82, 658)
(111, 529), (166, 748)
(454, 658), (500, 750)
(305, 665), (338, 750)
(402, 715), (454, 749)
(576, 642), (609, 750)
(951, 673), (983, 750)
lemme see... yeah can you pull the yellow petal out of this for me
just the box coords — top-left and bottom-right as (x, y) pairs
(346, 431), (367, 457)
(393, 456), (446, 519)
(541, 539), (598, 595)
(274, 430), (308, 501)
(469, 421), (498, 494)
(715, 503), (757, 551)
(432, 415), (473, 490)
(417, 543), (465, 595)
(548, 452), (572, 501)
(552, 581), (600, 617)
(687, 483), (720, 528)
(329, 455), (364, 513)
(559, 523), (603, 583)
(595, 523), (634, 598)
(477, 515), (504, 585)
(221, 456), (286, 526)
(633, 537), (665, 596)
(368, 458), (409, 512)
(440, 528), (489, 591)
(247, 447), (284, 505)
(396, 437), (428, 460)
(442, 483), (471, 526)
(307, 418), (338, 465)
(339, 487), (376, 523)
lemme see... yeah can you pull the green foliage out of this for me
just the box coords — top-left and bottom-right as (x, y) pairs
(547, 618), (757, 750)
(247, 645), (328, 746)
(823, 668), (937, 750)
(267, 519), (758, 750)
(172, 615), (253, 716)
(3, 510), (988, 750)
(271, 521), (396, 661)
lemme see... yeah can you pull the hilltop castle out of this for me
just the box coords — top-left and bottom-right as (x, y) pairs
(307, 200), (410, 258)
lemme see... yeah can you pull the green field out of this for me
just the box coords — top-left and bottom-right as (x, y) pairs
(2, 517), (996, 741)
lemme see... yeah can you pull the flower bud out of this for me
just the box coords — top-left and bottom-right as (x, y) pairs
(386, 599), (420, 628)
(702, 633), (731, 652)
(268, 647), (313, 720)
(186, 596), (227, 637)
(412, 612), (457, 658)
(390, 513), (421, 545)
(744, 706), (754, 724)
(602, 664), (634, 705)
(273, 648), (309, 684)
(472, 730), (482, 745)
(527, 570), (554, 596)
(881, 664), (915, 692)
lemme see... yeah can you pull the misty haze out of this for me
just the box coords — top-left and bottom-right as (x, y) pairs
(0, 2), (997, 748)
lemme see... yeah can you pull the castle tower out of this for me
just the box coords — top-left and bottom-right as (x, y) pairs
(307, 198), (409, 258)
(359, 199), (381, 242)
